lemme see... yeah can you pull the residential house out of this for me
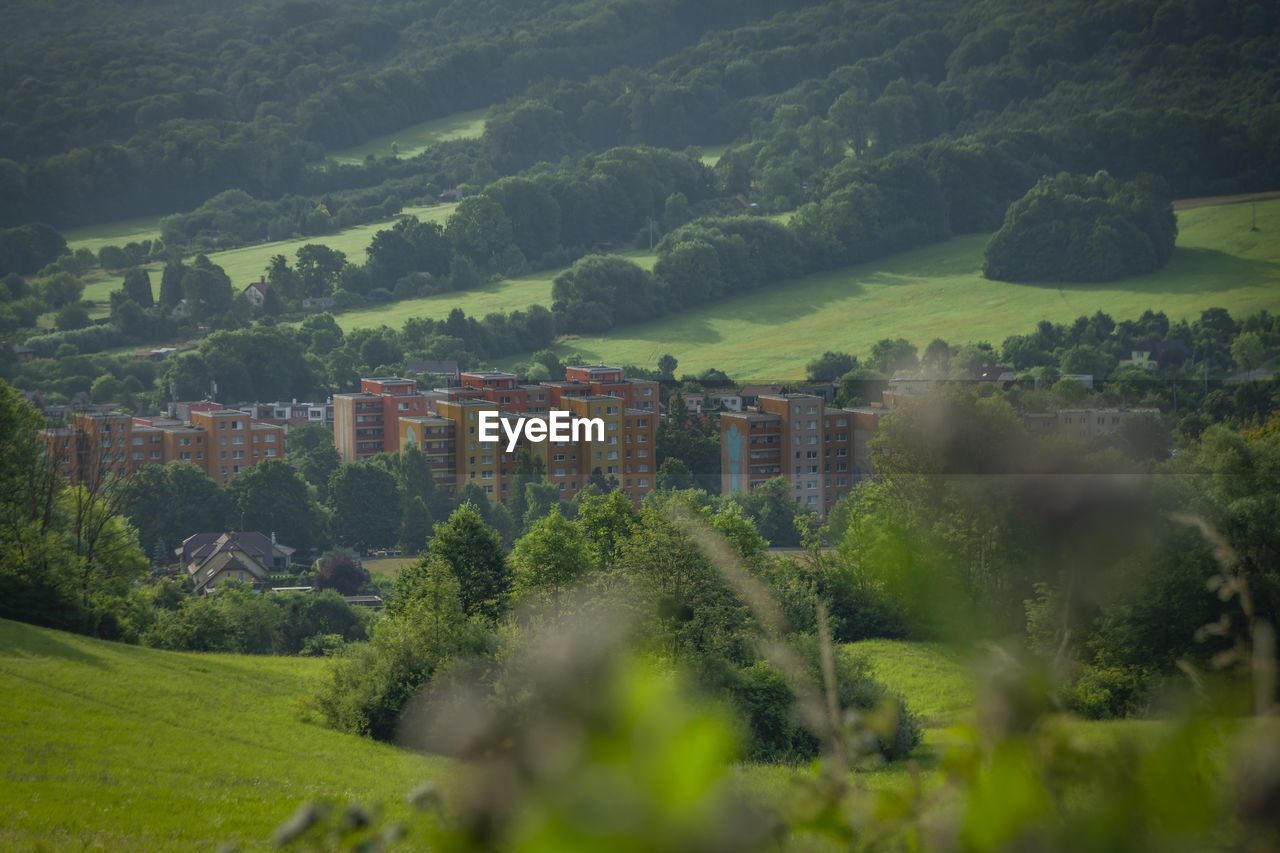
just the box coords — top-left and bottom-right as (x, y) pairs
(243, 279), (269, 309)
(177, 531), (295, 594)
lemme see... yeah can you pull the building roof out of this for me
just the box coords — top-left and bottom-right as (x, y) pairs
(177, 531), (295, 570)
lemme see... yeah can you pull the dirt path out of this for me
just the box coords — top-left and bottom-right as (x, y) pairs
(1172, 190), (1280, 210)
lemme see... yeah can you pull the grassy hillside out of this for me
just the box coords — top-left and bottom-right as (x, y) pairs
(333, 248), (658, 332)
(62, 215), (169, 256)
(845, 640), (976, 727)
(327, 108), (489, 165)
(0, 618), (446, 851)
(535, 198), (1280, 378)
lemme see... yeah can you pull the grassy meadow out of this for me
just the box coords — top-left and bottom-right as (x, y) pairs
(326, 108), (489, 165)
(537, 198), (1280, 378)
(58, 196), (1279, 380)
(62, 215), (168, 256)
(333, 247), (658, 331)
(0, 618), (446, 851)
(847, 639), (976, 727)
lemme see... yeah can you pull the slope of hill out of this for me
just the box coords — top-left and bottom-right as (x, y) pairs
(526, 198), (1280, 378)
(0, 619), (445, 851)
(846, 640), (976, 727)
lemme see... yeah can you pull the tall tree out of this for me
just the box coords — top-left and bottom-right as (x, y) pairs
(121, 267), (154, 308)
(429, 503), (509, 619)
(328, 463), (402, 551)
(225, 459), (324, 554)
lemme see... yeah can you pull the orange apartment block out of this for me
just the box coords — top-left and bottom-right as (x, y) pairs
(40, 408), (285, 485)
(333, 377), (428, 462)
(377, 367), (659, 505)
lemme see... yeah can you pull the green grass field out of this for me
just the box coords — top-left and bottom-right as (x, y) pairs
(0, 618), (446, 851)
(327, 108), (489, 165)
(535, 199), (1280, 378)
(846, 639), (976, 727)
(62, 215), (169, 256)
(364, 556), (419, 578)
(333, 248), (658, 332)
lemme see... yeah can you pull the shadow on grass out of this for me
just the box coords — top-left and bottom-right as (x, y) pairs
(0, 620), (106, 668)
(993, 247), (1280, 296)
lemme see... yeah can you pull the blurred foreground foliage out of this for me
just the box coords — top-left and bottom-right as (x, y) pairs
(287, 386), (1280, 850)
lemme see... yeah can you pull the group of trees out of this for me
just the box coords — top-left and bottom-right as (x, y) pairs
(983, 172), (1178, 282)
(315, 489), (922, 760)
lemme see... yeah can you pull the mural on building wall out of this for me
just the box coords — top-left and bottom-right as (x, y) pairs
(725, 424), (744, 492)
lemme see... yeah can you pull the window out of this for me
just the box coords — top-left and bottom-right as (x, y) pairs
(553, 453), (565, 461)
(265, 433), (276, 442)
(638, 478), (649, 487)
(607, 451), (618, 460)
(132, 436), (144, 446)
(180, 452), (191, 460)
(555, 467), (566, 477)
(481, 455), (493, 464)
(638, 449), (648, 458)
(807, 405), (817, 414)
(230, 421), (243, 430)
(265, 449), (276, 457)
(638, 464), (648, 473)
(132, 452), (143, 461)
(233, 436), (244, 445)
(482, 470), (493, 480)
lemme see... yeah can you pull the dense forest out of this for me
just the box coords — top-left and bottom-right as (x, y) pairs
(1, 0), (1278, 231)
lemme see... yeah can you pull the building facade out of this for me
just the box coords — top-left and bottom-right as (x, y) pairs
(342, 366), (658, 505)
(720, 393), (876, 513)
(40, 408), (286, 485)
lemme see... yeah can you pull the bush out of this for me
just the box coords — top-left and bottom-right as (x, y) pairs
(1065, 664), (1151, 719)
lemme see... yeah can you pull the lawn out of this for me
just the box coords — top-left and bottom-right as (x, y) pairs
(534, 198), (1280, 378)
(0, 618), (447, 851)
(333, 247), (658, 332)
(365, 555), (419, 578)
(62, 215), (169, 256)
(846, 639), (976, 727)
(327, 108), (489, 165)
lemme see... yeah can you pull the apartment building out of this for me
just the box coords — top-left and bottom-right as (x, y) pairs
(380, 366), (658, 505)
(40, 408), (285, 485)
(720, 393), (868, 512)
(1057, 407), (1161, 441)
(332, 377), (428, 462)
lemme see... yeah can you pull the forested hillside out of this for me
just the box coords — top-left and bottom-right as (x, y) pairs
(2, 0), (1277, 229)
